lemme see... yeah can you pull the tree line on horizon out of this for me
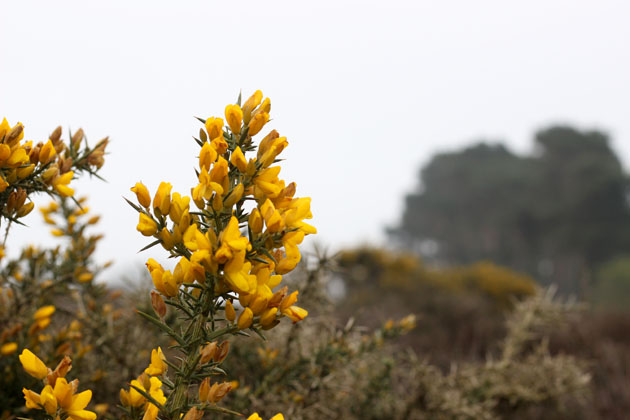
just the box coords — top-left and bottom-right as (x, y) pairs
(389, 125), (630, 297)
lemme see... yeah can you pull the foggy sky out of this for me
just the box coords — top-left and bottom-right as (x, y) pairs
(2, 0), (629, 276)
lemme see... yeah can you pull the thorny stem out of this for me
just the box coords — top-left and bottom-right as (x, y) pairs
(166, 285), (238, 418)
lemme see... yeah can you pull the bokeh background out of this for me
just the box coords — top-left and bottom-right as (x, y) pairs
(3, 0), (630, 274)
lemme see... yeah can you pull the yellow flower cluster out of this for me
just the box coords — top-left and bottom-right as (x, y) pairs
(383, 314), (417, 333)
(119, 346), (168, 419)
(29, 305), (56, 336)
(19, 349), (96, 420)
(0, 119), (107, 224)
(130, 90), (315, 331)
(39, 197), (103, 283)
(125, 91), (316, 418)
(1, 305), (60, 358)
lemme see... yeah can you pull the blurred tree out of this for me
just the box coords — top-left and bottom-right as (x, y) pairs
(591, 256), (630, 310)
(390, 126), (630, 295)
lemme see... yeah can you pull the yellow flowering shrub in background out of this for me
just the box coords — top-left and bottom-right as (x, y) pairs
(338, 247), (536, 308)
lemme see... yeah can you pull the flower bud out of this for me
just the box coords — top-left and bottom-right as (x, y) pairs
(19, 349), (49, 379)
(153, 182), (172, 216)
(42, 165), (59, 182)
(120, 389), (130, 406)
(230, 146), (247, 173)
(49, 126), (62, 144)
(249, 295), (269, 316)
(212, 192), (223, 212)
(59, 157), (73, 174)
(224, 183), (244, 208)
(7, 189), (26, 214)
(151, 290), (167, 319)
(237, 307), (253, 329)
(225, 105), (243, 135)
(208, 381), (232, 403)
(39, 140), (57, 164)
(248, 208), (263, 235)
(29, 144), (40, 164)
(205, 117), (224, 140)
(198, 377), (211, 401)
(242, 90), (263, 124)
(225, 300), (236, 322)
(17, 201), (34, 218)
(184, 407), (203, 420)
(199, 142), (218, 171)
(71, 128), (84, 150)
(5, 123), (23, 146)
(248, 112), (269, 137)
(159, 228), (176, 251)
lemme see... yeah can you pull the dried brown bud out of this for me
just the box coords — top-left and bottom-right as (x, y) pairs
(47, 355), (73, 385)
(183, 407), (203, 420)
(213, 341), (230, 363)
(59, 157), (73, 174)
(29, 144), (41, 164)
(151, 290), (167, 319)
(95, 137), (109, 151)
(50, 126), (62, 143)
(7, 189), (26, 214)
(87, 151), (104, 168)
(198, 377), (211, 401)
(71, 129), (84, 150)
(5, 123), (23, 145)
(208, 381), (232, 403)
(69, 379), (79, 393)
(199, 341), (217, 365)
(269, 286), (288, 307)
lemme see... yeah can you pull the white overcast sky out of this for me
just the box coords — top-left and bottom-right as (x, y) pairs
(2, 1), (629, 277)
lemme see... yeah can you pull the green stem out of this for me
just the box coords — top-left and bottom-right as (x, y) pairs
(167, 314), (205, 417)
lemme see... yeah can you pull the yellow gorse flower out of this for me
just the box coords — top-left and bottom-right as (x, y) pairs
(19, 349), (49, 379)
(144, 347), (168, 376)
(19, 350), (97, 420)
(225, 104), (243, 134)
(0, 342), (18, 355)
(131, 182), (151, 208)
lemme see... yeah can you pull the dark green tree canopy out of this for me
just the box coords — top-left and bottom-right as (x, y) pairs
(390, 126), (630, 294)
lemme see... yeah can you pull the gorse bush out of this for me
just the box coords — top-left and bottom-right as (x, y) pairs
(338, 248), (536, 309)
(4, 91), (316, 420)
(0, 95), (592, 420)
